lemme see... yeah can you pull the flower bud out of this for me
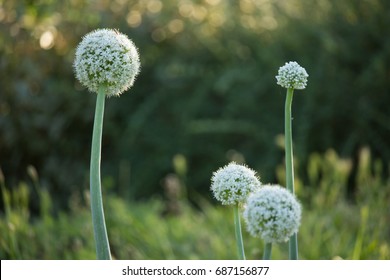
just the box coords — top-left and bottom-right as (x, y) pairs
(211, 162), (261, 205)
(276, 61), (308, 90)
(243, 184), (301, 243)
(74, 29), (140, 97)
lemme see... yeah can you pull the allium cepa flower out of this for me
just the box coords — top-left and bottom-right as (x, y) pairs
(276, 61), (308, 90)
(211, 162), (261, 205)
(74, 29), (140, 97)
(243, 184), (301, 243)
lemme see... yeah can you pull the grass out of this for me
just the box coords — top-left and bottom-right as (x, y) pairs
(0, 148), (389, 259)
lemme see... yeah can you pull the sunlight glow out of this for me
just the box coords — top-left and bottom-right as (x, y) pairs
(39, 30), (55, 50)
(127, 11), (142, 27)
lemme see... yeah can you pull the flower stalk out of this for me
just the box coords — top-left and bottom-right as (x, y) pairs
(74, 28), (140, 259)
(233, 204), (246, 260)
(90, 86), (111, 260)
(263, 243), (272, 260)
(211, 162), (261, 259)
(284, 88), (298, 260)
(276, 61), (308, 260)
(285, 88), (294, 195)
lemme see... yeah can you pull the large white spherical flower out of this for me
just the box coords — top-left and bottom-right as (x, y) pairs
(243, 184), (301, 243)
(276, 61), (308, 90)
(74, 29), (140, 97)
(211, 162), (261, 205)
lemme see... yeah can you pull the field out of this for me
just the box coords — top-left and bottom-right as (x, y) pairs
(1, 148), (389, 259)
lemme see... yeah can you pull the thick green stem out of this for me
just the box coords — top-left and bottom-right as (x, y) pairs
(285, 88), (298, 260)
(90, 86), (111, 260)
(263, 243), (272, 260)
(285, 88), (295, 195)
(289, 233), (298, 260)
(233, 205), (246, 260)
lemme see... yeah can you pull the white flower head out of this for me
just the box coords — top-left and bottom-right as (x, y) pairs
(276, 61), (308, 90)
(211, 162), (261, 205)
(74, 28), (141, 97)
(243, 184), (301, 243)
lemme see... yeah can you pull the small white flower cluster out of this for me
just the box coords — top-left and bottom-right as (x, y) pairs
(243, 184), (301, 243)
(211, 162), (261, 205)
(275, 61), (308, 90)
(74, 29), (140, 97)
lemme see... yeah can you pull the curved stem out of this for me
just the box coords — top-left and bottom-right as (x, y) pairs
(90, 86), (111, 260)
(263, 243), (272, 260)
(233, 205), (246, 260)
(285, 88), (298, 260)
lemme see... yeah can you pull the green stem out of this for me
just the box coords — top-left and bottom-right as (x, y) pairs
(90, 86), (111, 260)
(285, 88), (295, 195)
(263, 243), (272, 260)
(233, 205), (246, 260)
(289, 233), (298, 260)
(285, 87), (298, 260)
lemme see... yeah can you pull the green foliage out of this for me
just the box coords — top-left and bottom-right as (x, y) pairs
(1, 149), (389, 259)
(1, 0), (389, 204)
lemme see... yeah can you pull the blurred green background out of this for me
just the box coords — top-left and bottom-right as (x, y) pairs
(0, 0), (389, 259)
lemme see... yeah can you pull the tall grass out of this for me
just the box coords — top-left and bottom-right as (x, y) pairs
(0, 148), (389, 259)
